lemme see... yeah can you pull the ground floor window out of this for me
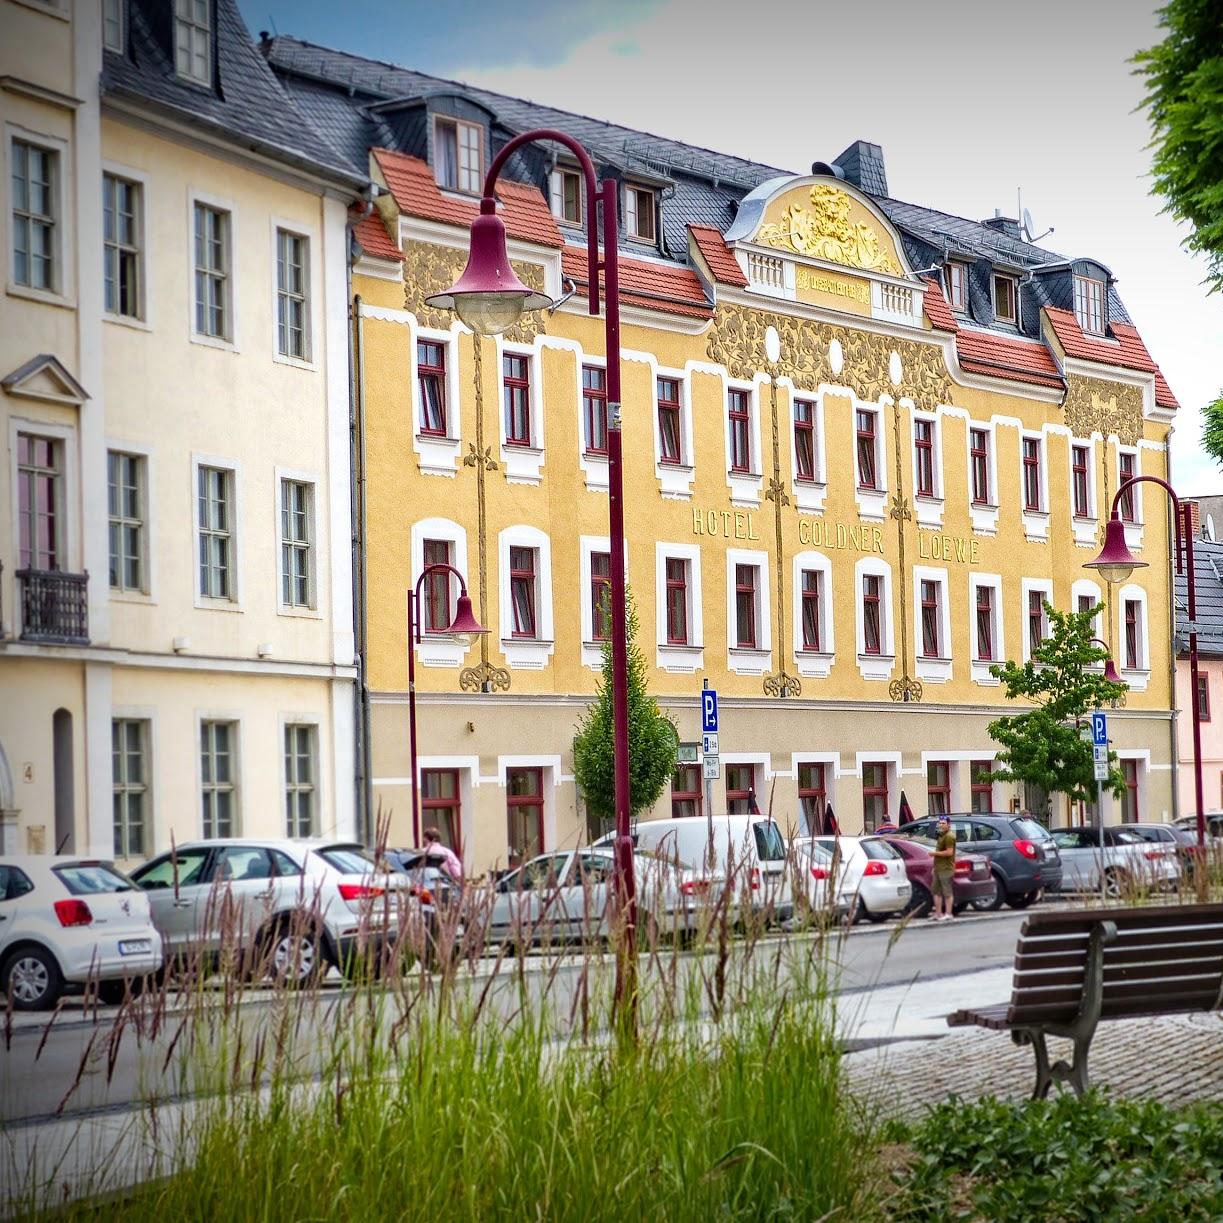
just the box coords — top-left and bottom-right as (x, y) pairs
(671, 763), (701, 818)
(1120, 760), (1139, 823)
(926, 761), (950, 816)
(725, 763), (756, 814)
(970, 760), (994, 813)
(284, 723), (316, 838)
(201, 720), (237, 838)
(422, 768), (461, 851)
(112, 718), (148, 857)
(507, 767), (544, 864)
(797, 762), (826, 836)
(862, 762), (888, 832)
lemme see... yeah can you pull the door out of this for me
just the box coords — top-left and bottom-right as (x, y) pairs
(0, 865), (35, 962)
(131, 847), (213, 957)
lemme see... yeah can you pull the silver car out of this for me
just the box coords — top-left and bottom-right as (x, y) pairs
(130, 839), (427, 983)
(1050, 825), (1180, 896)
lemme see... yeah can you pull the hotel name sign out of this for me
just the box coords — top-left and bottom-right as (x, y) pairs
(691, 507), (981, 564)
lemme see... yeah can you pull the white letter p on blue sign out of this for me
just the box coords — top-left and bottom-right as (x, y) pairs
(1091, 712), (1108, 747)
(702, 689), (719, 734)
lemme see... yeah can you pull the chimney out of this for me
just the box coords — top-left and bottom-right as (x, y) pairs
(832, 141), (888, 197)
(1180, 499), (1202, 543)
(982, 209), (1021, 240)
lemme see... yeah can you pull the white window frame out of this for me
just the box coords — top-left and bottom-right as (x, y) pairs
(412, 325), (462, 476)
(282, 719), (319, 839)
(1118, 583), (1150, 690)
(103, 0), (125, 51)
(579, 534), (628, 671)
(624, 183), (656, 244)
(653, 366), (694, 500)
(725, 548), (770, 676)
(188, 191), (237, 349)
(9, 417), (81, 588)
(992, 272), (1019, 325)
(411, 517), (470, 667)
(792, 550), (834, 679)
(576, 354), (609, 492)
(497, 755), (561, 861)
(1116, 444), (1145, 550)
(853, 400), (888, 522)
(724, 378), (763, 507)
(175, 0), (212, 85)
(105, 438), (155, 603)
(6, 126), (71, 305)
(1074, 274), (1106, 336)
(433, 115), (483, 195)
(191, 454), (241, 610)
(855, 752), (901, 836)
(910, 409), (944, 528)
(107, 448), (149, 597)
(968, 572), (1004, 686)
(913, 565), (952, 684)
(789, 386), (827, 514)
(497, 339), (544, 485)
(197, 714), (240, 839)
(1021, 577), (1054, 663)
(944, 261), (969, 313)
(498, 525), (554, 669)
(103, 171), (144, 321)
(789, 751), (841, 839)
(1019, 431), (1049, 540)
(1072, 578), (1107, 675)
(275, 470), (318, 616)
(272, 221), (313, 365)
(966, 419), (1000, 536)
(1068, 437), (1099, 546)
(112, 716), (150, 859)
(855, 556), (895, 682)
(655, 542), (703, 674)
(548, 166), (583, 226)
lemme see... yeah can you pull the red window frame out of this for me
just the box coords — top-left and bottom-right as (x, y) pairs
(914, 418), (935, 497)
(582, 365), (607, 456)
(421, 768), (461, 853)
(728, 389), (751, 474)
(590, 551), (610, 641)
(793, 398), (816, 482)
(1118, 452), (1136, 522)
(797, 762), (826, 835)
(657, 377), (683, 465)
(671, 763), (701, 818)
(735, 563), (757, 649)
(665, 557), (688, 645)
(417, 340), (447, 436)
(506, 767), (544, 860)
(422, 538), (452, 632)
(862, 573), (882, 655)
(1120, 759), (1139, 824)
(1028, 590), (1045, 656)
(1071, 445), (1089, 518)
(725, 763), (755, 815)
(1124, 599), (1140, 669)
(862, 761), (889, 833)
(1078, 594), (1096, 616)
(800, 568), (822, 651)
(1198, 674), (1211, 722)
(503, 354), (531, 447)
(926, 761), (951, 816)
(856, 409), (877, 490)
(975, 583), (994, 661)
(509, 546), (537, 638)
(920, 579), (941, 658)
(969, 428), (990, 505)
(1022, 437), (1042, 511)
(970, 760), (994, 814)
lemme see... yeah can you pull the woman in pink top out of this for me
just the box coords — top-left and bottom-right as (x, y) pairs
(423, 827), (463, 882)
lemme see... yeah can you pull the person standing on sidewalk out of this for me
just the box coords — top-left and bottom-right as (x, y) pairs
(931, 816), (956, 921)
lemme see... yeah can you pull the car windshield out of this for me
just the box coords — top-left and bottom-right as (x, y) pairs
(860, 839), (900, 860)
(798, 840), (834, 863)
(1011, 818), (1051, 842)
(752, 821), (787, 862)
(316, 846), (377, 874)
(54, 863), (134, 894)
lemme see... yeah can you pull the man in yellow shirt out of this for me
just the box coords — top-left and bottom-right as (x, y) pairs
(931, 816), (956, 922)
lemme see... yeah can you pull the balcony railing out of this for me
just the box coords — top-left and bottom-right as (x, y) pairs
(17, 569), (89, 644)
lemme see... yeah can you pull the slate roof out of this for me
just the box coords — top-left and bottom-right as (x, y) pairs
(102, 0), (362, 188)
(1175, 538), (1223, 658)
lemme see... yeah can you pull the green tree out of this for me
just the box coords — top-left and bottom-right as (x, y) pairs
(573, 590), (678, 825)
(987, 603), (1129, 813)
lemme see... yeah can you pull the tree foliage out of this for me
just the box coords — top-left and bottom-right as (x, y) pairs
(987, 603), (1129, 809)
(1203, 394), (1223, 468)
(573, 590), (678, 823)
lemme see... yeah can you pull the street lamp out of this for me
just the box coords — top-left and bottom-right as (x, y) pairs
(1088, 638), (1125, 688)
(1086, 475), (1206, 850)
(425, 130), (640, 1006)
(408, 563), (487, 847)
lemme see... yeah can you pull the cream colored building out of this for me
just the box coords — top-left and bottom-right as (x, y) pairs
(0, 0), (365, 859)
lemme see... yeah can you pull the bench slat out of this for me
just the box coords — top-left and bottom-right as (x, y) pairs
(1009, 987), (1220, 1025)
(1020, 903), (1223, 934)
(1014, 957), (1223, 992)
(1014, 943), (1223, 974)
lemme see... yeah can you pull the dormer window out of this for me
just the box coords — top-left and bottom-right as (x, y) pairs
(944, 262), (968, 312)
(624, 184), (656, 243)
(435, 117), (482, 194)
(1074, 275), (1105, 335)
(992, 272), (1018, 325)
(175, 0), (212, 86)
(549, 167), (582, 225)
(103, 0), (124, 52)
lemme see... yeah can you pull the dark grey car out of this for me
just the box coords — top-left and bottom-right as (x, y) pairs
(896, 813), (1062, 910)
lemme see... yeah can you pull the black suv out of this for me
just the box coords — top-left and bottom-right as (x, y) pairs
(896, 813), (1062, 910)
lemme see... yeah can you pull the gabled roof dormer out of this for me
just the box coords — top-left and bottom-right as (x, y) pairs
(2, 354), (89, 407)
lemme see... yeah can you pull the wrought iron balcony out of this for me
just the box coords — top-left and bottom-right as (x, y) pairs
(17, 569), (89, 645)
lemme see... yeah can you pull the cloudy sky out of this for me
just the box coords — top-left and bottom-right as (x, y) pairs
(242, 0), (1222, 492)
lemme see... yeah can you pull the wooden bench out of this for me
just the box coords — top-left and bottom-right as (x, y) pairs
(948, 903), (1223, 1098)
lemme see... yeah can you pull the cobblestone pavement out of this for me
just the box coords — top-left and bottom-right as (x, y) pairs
(844, 1011), (1223, 1117)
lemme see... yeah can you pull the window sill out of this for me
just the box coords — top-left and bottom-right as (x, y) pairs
(501, 442), (544, 486)
(971, 660), (1001, 686)
(856, 651), (895, 682)
(501, 636), (555, 670)
(1121, 666), (1150, 692)
(727, 470), (762, 508)
(795, 648), (834, 679)
(917, 654), (953, 684)
(190, 331), (239, 355)
(273, 352), (317, 373)
(793, 479), (827, 515)
(103, 312), (151, 332)
(657, 460), (694, 500)
(417, 636), (470, 667)
(194, 595), (243, 613)
(415, 432), (461, 478)
(7, 283), (74, 310)
(1021, 508), (1050, 542)
(914, 492), (944, 528)
(969, 501), (1000, 537)
(109, 589), (155, 606)
(727, 645), (771, 676)
(855, 485), (888, 523)
(277, 604), (323, 620)
(656, 641), (703, 674)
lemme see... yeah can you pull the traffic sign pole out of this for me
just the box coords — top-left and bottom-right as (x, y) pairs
(702, 681), (716, 865)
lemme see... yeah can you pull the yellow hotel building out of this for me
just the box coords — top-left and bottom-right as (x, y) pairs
(266, 40), (1181, 874)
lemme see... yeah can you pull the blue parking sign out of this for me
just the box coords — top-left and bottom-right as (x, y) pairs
(702, 689), (719, 733)
(1091, 712), (1108, 747)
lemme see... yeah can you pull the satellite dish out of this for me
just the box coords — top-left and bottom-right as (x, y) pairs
(1022, 208), (1035, 242)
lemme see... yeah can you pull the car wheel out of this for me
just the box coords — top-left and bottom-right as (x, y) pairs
(2, 946), (63, 1011)
(970, 873), (1006, 912)
(97, 979), (135, 1006)
(903, 883), (933, 919)
(1006, 889), (1040, 910)
(268, 925), (326, 987)
(1103, 869), (1126, 900)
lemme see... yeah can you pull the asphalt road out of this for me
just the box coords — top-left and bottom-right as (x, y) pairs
(0, 909), (1026, 1126)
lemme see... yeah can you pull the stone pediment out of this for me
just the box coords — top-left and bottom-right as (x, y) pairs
(1, 353), (89, 406)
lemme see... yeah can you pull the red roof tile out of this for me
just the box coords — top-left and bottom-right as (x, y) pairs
(372, 148), (563, 248)
(1045, 306), (1178, 409)
(561, 246), (713, 319)
(688, 225), (748, 287)
(956, 329), (1065, 390)
(351, 210), (403, 261)
(920, 275), (958, 333)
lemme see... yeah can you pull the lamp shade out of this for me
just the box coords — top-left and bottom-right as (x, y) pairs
(447, 593), (488, 646)
(423, 199), (553, 335)
(1085, 514), (1146, 585)
(1102, 656), (1124, 685)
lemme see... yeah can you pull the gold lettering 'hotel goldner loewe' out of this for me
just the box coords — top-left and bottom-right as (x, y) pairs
(253, 37), (1181, 875)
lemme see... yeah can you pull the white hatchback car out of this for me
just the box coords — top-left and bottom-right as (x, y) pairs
(0, 856), (163, 1010)
(794, 836), (911, 922)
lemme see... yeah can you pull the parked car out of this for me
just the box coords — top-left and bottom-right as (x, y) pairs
(595, 815), (791, 922)
(382, 848), (466, 962)
(483, 847), (721, 947)
(794, 836), (911, 923)
(1174, 812), (1223, 843)
(1125, 822), (1203, 869)
(882, 837), (995, 917)
(0, 856), (163, 1010)
(896, 813), (1062, 910)
(1049, 825), (1180, 896)
(129, 839), (428, 983)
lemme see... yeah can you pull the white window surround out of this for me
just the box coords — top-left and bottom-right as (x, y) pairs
(578, 534), (629, 671)
(412, 324), (463, 476)
(792, 550), (834, 679)
(1106, 750), (1149, 824)
(497, 339), (545, 485)
(654, 542), (703, 674)
(5, 124), (73, 307)
(1116, 444), (1144, 550)
(723, 377), (764, 508)
(910, 408), (944, 529)
(919, 751), (998, 815)
(1117, 582), (1150, 691)
(411, 517), (471, 667)
(1020, 577), (1054, 663)
(725, 548), (771, 675)
(966, 418), (1000, 536)
(575, 354), (608, 492)
(269, 215), (319, 370)
(414, 755), (479, 873)
(274, 466), (321, 619)
(1019, 431), (1049, 541)
(854, 397), (889, 523)
(788, 751), (840, 838)
(1072, 578), (1108, 676)
(854, 556), (895, 682)
(101, 159), (152, 331)
(788, 384), (827, 515)
(187, 188), (238, 352)
(112, 704), (158, 852)
(653, 363), (695, 500)
(913, 565), (952, 684)
(497, 755), (562, 859)
(548, 167), (583, 227)
(277, 712), (323, 838)
(106, 438), (157, 605)
(194, 711), (242, 839)
(191, 453), (242, 611)
(968, 572), (1004, 686)
(854, 751), (901, 834)
(1068, 437), (1099, 547)
(497, 524), (554, 669)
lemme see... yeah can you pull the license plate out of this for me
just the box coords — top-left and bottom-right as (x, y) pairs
(119, 939), (151, 955)
(898, 886), (909, 896)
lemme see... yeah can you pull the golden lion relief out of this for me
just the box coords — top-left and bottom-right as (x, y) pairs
(757, 185), (901, 276)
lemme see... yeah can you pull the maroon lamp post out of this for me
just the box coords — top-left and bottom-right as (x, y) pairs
(408, 563), (487, 847)
(1088, 638), (1125, 687)
(1085, 476), (1206, 850)
(425, 130), (640, 999)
